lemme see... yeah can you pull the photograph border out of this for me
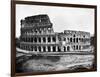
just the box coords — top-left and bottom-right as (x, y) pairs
(11, 0), (97, 76)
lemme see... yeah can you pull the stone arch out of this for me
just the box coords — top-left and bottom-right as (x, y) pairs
(58, 46), (61, 52)
(52, 36), (56, 42)
(43, 46), (46, 52)
(31, 37), (33, 42)
(53, 46), (56, 52)
(48, 37), (51, 42)
(76, 45), (78, 50)
(73, 34), (76, 37)
(76, 38), (78, 43)
(48, 46), (51, 52)
(73, 45), (75, 50)
(73, 38), (75, 43)
(38, 37), (41, 43)
(34, 37), (37, 43)
(64, 46), (66, 52)
(34, 46), (37, 51)
(38, 46), (41, 52)
(67, 46), (70, 51)
(30, 45), (33, 51)
(63, 37), (66, 41)
(79, 45), (81, 50)
(70, 38), (72, 42)
(43, 37), (46, 43)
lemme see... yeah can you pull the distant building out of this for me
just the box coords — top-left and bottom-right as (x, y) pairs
(17, 14), (91, 53)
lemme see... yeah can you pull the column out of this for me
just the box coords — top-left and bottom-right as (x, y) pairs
(46, 46), (48, 52)
(41, 37), (43, 43)
(29, 45), (31, 51)
(40, 37), (42, 43)
(51, 46), (53, 52)
(51, 36), (52, 43)
(56, 46), (58, 52)
(37, 37), (39, 44)
(41, 46), (43, 52)
(56, 36), (58, 43)
(46, 36), (47, 44)
(37, 46), (39, 52)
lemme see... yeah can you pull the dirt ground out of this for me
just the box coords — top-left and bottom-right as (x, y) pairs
(16, 53), (94, 73)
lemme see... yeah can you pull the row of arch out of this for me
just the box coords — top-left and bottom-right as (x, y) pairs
(61, 37), (90, 43)
(21, 36), (90, 44)
(21, 36), (57, 43)
(20, 45), (71, 52)
(73, 45), (81, 50)
(22, 27), (54, 35)
(19, 42), (84, 52)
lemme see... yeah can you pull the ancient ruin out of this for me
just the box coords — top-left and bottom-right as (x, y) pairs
(17, 14), (91, 54)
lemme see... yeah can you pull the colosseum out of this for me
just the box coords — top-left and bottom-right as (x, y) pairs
(16, 14), (91, 55)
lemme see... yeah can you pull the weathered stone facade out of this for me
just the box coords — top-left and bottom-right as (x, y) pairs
(18, 14), (91, 53)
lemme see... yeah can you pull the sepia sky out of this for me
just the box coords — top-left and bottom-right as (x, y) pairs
(16, 4), (95, 37)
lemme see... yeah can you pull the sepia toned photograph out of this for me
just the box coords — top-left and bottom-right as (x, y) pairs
(11, 1), (97, 76)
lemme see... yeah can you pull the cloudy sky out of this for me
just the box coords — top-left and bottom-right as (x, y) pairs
(16, 4), (95, 37)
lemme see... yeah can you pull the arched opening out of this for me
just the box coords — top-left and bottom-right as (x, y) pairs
(79, 46), (81, 50)
(43, 46), (46, 52)
(76, 38), (78, 43)
(73, 34), (75, 37)
(53, 46), (56, 52)
(79, 38), (81, 42)
(73, 45), (75, 50)
(64, 46), (66, 52)
(43, 37), (46, 43)
(76, 45), (78, 50)
(52, 37), (56, 42)
(70, 38), (72, 42)
(34, 46), (37, 51)
(48, 46), (51, 52)
(38, 37), (41, 43)
(48, 37), (51, 42)
(67, 46), (70, 51)
(63, 37), (66, 41)
(38, 46), (41, 52)
(31, 46), (33, 51)
(58, 46), (61, 52)
(31, 37), (33, 42)
(73, 38), (75, 43)
(34, 37), (37, 43)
